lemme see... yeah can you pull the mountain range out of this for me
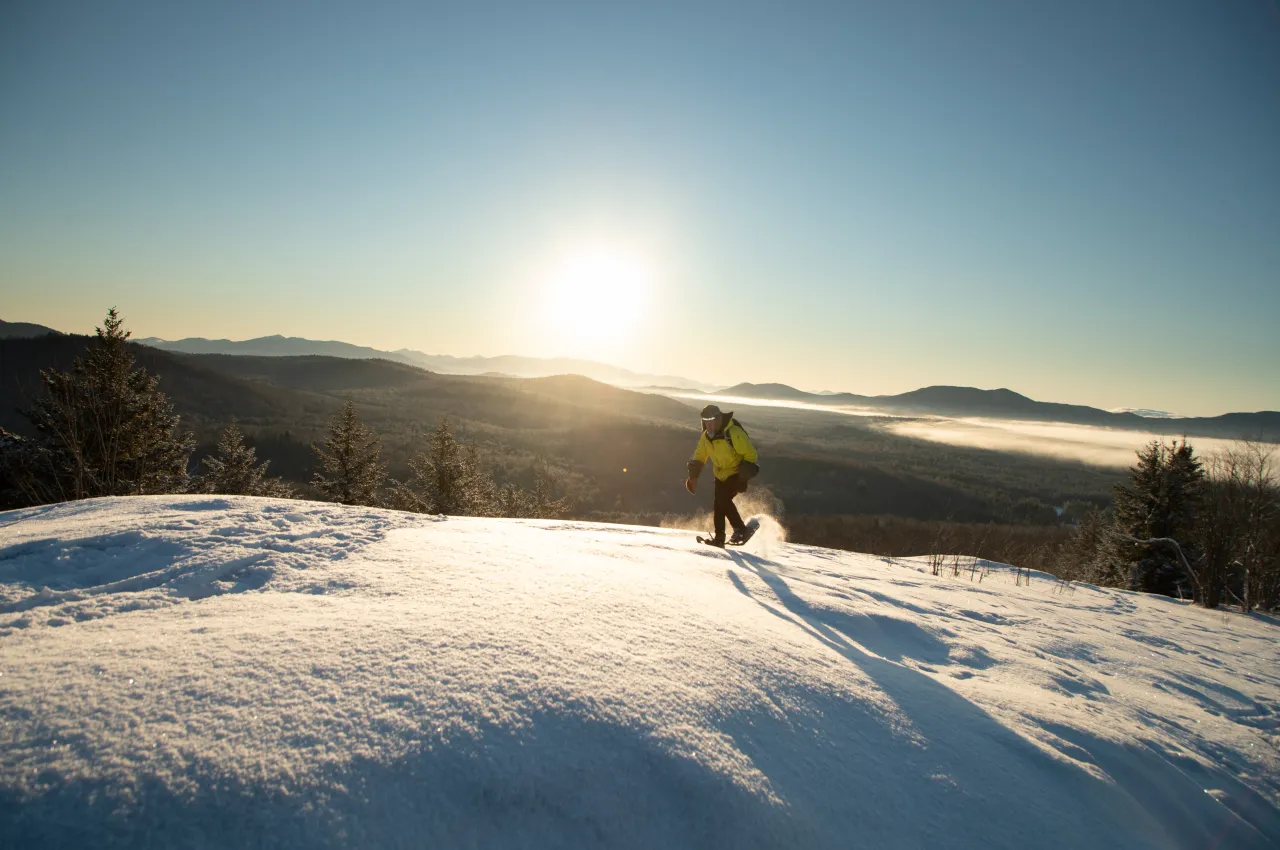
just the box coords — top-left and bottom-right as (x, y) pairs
(714, 383), (1280, 442)
(135, 334), (716, 391)
(0, 332), (1118, 523)
(5, 321), (1275, 440)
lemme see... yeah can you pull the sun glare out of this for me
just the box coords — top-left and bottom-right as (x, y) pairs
(540, 244), (651, 353)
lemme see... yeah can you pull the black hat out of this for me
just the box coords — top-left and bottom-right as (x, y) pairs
(700, 404), (723, 421)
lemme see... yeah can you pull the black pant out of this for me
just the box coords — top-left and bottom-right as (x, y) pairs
(714, 475), (747, 542)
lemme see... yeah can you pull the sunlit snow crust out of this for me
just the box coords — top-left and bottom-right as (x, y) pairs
(1, 496), (1277, 848)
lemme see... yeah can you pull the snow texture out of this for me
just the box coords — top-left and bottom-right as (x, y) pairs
(1, 496), (1277, 849)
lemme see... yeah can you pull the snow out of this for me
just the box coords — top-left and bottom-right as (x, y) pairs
(1, 497), (1277, 849)
(1110, 408), (1186, 419)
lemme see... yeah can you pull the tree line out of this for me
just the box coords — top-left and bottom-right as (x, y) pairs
(1055, 438), (1279, 612)
(0, 309), (568, 519)
(310, 399), (568, 518)
(789, 439), (1279, 612)
(786, 515), (1072, 578)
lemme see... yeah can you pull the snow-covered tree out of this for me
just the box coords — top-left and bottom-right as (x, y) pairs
(311, 400), (385, 506)
(23, 308), (194, 500)
(461, 444), (500, 516)
(1058, 506), (1108, 584)
(423, 419), (465, 514)
(529, 456), (570, 519)
(497, 482), (533, 518)
(196, 420), (292, 497)
(388, 418), (499, 516)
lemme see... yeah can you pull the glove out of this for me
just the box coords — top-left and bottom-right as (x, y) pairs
(685, 477), (697, 494)
(739, 461), (760, 480)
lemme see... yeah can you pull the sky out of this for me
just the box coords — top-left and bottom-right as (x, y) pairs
(2, 1), (1278, 416)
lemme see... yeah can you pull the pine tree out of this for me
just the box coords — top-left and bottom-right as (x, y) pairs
(311, 400), (386, 506)
(1103, 439), (1205, 597)
(0, 428), (49, 509)
(388, 419), (500, 516)
(459, 444), (500, 516)
(386, 445), (444, 514)
(497, 482), (533, 518)
(196, 420), (292, 497)
(23, 308), (194, 499)
(423, 417), (464, 514)
(1059, 507), (1106, 583)
(530, 456), (570, 519)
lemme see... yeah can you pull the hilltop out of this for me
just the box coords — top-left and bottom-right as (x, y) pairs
(1, 497), (1276, 848)
(0, 320), (61, 340)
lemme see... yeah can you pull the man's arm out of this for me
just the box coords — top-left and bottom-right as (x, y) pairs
(686, 435), (709, 492)
(688, 434), (709, 475)
(729, 426), (758, 464)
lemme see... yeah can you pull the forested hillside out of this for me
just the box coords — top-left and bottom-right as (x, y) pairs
(2, 334), (1126, 526)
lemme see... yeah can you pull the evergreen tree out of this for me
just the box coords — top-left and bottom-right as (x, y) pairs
(386, 463), (431, 514)
(0, 428), (49, 509)
(1059, 506), (1107, 583)
(23, 308), (194, 500)
(423, 417), (465, 514)
(459, 444), (500, 516)
(497, 482), (533, 518)
(389, 418), (500, 516)
(529, 456), (570, 519)
(311, 400), (386, 506)
(196, 420), (292, 497)
(1103, 439), (1205, 597)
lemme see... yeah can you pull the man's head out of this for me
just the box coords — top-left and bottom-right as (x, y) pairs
(700, 404), (723, 432)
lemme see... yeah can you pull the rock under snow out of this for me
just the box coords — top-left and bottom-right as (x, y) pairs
(0, 496), (1277, 848)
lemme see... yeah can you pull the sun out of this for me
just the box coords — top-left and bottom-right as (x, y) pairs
(540, 243), (651, 353)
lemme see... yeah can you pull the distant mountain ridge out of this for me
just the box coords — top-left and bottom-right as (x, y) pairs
(8, 321), (1273, 437)
(135, 334), (394, 362)
(135, 334), (715, 391)
(715, 382), (1280, 442)
(0, 320), (61, 339)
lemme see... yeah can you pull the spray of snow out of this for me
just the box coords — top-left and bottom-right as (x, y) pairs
(1, 496), (1277, 848)
(660, 488), (787, 557)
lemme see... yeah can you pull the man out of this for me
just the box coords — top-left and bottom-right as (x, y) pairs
(685, 404), (760, 547)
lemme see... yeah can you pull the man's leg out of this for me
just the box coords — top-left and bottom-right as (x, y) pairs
(713, 477), (732, 542)
(720, 475), (746, 534)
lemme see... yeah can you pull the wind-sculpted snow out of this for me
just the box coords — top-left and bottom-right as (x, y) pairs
(0, 497), (1277, 848)
(0, 499), (409, 627)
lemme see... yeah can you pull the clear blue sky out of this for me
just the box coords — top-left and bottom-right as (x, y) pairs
(2, 1), (1278, 415)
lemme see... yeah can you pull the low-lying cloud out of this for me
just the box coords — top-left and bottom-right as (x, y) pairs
(883, 417), (1243, 468)
(663, 391), (1262, 468)
(671, 393), (885, 418)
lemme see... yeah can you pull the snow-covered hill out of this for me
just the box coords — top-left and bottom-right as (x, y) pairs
(1, 497), (1277, 849)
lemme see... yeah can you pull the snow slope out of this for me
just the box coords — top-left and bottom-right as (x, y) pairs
(1, 497), (1277, 849)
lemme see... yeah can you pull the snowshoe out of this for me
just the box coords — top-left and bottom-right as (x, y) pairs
(695, 535), (726, 548)
(727, 520), (759, 547)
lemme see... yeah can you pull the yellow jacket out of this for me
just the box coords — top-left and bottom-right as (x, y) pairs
(689, 416), (758, 482)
